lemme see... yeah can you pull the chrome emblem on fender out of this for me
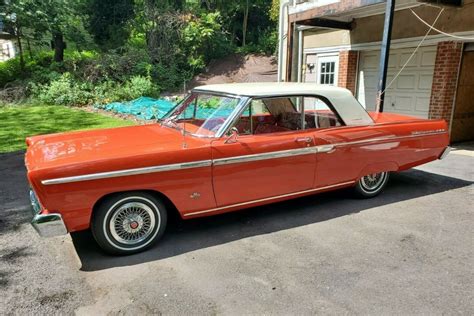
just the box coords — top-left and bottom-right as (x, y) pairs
(190, 192), (201, 199)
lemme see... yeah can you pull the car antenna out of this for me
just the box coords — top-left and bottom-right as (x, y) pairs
(182, 119), (188, 149)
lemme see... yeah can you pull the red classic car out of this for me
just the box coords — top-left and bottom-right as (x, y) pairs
(25, 83), (450, 254)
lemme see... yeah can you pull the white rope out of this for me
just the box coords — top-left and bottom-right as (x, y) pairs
(377, 8), (444, 103)
(410, 8), (474, 40)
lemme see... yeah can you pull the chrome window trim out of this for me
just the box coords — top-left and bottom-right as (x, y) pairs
(41, 131), (447, 186)
(183, 180), (356, 217)
(41, 160), (212, 185)
(215, 96), (252, 138)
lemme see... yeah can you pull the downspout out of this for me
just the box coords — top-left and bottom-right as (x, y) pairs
(277, 0), (292, 82)
(297, 28), (303, 82)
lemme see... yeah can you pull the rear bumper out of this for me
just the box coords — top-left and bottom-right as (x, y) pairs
(439, 146), (451, 160)
(29, 189), (67, 237)
(31, 213), (68, 237)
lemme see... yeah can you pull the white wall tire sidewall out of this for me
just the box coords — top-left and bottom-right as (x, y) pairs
(103, 196), (162, 252)
(358, 172), (389, 195)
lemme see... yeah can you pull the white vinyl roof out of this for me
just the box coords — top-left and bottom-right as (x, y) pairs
(193, 82), (374, 126)
(194, 82), (348, 97)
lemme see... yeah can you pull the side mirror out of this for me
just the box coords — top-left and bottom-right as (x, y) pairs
(225, 127), (239, 144)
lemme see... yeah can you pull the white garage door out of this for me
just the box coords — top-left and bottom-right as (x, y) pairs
(357, 46), (437, 118)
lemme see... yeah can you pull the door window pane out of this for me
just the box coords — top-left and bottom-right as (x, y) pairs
(303, 97), (343, 129)
(233, 97), (303, 135)
(316, 55), (338, 86)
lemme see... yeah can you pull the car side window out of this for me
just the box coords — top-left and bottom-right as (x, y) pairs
(303, 96), (343, 129)
(234, 97), (304, 135)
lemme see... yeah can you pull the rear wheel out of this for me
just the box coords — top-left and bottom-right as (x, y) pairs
(91, 192), (167, 255)
(354, 172), (390, 198)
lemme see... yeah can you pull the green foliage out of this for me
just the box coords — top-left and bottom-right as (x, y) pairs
(0, 0), (279, 105)
(183, 12), (232, 72)
(0, 58), (23, 88)
(84, 0), (135, 49)
(34, 73), (94, 106)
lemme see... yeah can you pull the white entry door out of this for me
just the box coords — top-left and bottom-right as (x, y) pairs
(357, 46), (436, 118)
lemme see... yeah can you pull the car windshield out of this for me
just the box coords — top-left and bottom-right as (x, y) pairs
(161, 92), (241, 137)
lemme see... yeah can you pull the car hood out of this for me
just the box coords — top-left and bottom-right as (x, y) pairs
(25, 124), (209, 172)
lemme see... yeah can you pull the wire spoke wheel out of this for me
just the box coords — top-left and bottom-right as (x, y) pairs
(109, 202), (156, 245)
(359, 172), (388, 193)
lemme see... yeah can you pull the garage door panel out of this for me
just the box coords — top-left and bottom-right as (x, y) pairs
(357, 46), (435, 118)
(400, 52), (418, 67)
(393, 96), (413, 111)
(396, 74), (416, 89)
(421, 50), (437, 66)
(415, 96), (430, 112)
(418, 73), (433, 90)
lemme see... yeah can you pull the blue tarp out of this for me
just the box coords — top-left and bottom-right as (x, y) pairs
(100, 97), (176, 120)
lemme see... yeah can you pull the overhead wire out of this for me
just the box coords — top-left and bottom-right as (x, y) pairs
(377, 7), (444, 101)
(410, 8), (474, 41)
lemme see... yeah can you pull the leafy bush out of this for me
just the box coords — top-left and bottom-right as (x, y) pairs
(34, 73), (94, 106)
(0, 58), (23, 88)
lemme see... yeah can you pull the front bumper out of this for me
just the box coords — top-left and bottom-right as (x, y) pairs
(32, 213), (68, 237)
(29, 190), (67, 237)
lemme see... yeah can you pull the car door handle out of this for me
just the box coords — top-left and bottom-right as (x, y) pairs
(317, 145), (335, 153)
(295, 137), (312, 144)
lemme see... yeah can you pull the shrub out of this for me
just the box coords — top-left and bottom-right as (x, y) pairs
(34, 73), (94, 106)
(119, 75), (157, 100)
(0, 58), (23, 88)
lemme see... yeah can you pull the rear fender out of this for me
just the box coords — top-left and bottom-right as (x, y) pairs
(358, 161), (399, 179)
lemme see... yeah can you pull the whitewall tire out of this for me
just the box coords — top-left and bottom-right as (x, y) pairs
(91, 192), (167, 255)
(354, 172), (390, 198)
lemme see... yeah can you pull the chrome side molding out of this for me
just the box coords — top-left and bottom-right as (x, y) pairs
(42, 160), (213, 185)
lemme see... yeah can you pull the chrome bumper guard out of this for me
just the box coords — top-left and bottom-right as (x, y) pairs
(30, 190), (67, 237)
(439, 146), (451, 160)
(31, 213), (68, 237)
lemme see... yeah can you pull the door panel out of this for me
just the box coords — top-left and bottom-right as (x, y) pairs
(312, 125), (424, 188)
(211, 131), (317, 207)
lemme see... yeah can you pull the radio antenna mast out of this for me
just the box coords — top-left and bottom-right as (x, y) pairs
(182, 119), (188, 149)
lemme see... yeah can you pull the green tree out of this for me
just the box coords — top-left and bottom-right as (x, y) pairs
(84, 0), (134, 50)
(1, 0), (86, 62)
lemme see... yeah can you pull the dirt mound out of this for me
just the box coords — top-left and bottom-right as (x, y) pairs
(189, 54), (277, 88)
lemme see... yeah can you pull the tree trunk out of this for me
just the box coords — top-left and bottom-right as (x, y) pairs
(242, 0), (249, 46)
(52, 31), (65, 62)
(26, 37), (33, 60)
(15, 25), (25, 71)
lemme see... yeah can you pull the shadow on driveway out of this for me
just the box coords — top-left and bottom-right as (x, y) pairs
(71, 169), (472, 271)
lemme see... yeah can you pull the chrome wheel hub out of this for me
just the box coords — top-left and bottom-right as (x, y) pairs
(110, 202), (156, 245)
(360, 172), (386, 191)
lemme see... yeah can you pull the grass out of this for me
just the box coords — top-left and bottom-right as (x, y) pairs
(0, 104), (134, 153)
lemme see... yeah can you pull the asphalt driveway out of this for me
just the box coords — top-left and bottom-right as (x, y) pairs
(1, 145), (473, 315)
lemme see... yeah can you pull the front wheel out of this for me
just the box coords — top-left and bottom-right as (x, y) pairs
(91, 192), (167, 255)
(354, 172), (390, 198)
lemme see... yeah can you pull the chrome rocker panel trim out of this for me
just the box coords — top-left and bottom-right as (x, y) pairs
(41, 132), (448, 186)
(31, 213), (68, 237)
(183, 180), (355, 217)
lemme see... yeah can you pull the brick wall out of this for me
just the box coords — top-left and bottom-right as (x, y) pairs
(338, 50), (358, 95)
(429, 41), (463, 122)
